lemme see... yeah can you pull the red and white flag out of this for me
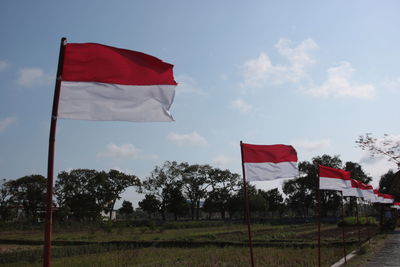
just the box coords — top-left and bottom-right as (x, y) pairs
(342, 179), (363, 197)
(391, 202), (400, 210)
(382, 194), (395, 204)
(319, 165), (351, 191)
(58, 42), (177, 122)
(241, 143), (298, 181)
(365, 184), (379, 203)
(374, 190), (385, 203)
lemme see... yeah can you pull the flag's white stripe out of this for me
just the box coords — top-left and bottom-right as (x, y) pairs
(58, 81), (176, 122)
(342, 188), (363, 198)
(319, 177), (351, 191)
(366, 189), (379, 202)
(244, 161), (298, 181)
(384, 198), (394, 204)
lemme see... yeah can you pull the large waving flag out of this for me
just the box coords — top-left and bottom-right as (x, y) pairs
(319, 165), (351, 191)
(58, 43), (177, 122)
(241, 143), (298, 181)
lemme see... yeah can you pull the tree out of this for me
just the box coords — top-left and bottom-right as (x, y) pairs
(138, 194), (161, 218)
(356, 133), (400, 168)
(164, 181), (189, 220)
(101, 170), (140, 220)
(56, 169), (102, 221)
(283, 155), (343, 217)
(344, 161), (373, 216)
(225, 184), (267, 219)
(344, 161), (372, 184)
(55, 169), (139, 221)
(140, 161), (185, 220)
(6, 175), (47, 221)
(203, 168), (240, 219)
(260, 188), (283, 218)
(118, 200), (134, 218)
(379, 170), (400, 199)
(181, 164), (212, 220)
(0, 179), (13, 221)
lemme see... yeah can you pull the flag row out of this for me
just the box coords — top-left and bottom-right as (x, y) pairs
(319, 165), (395, 204)
(240, 142), (395, 205)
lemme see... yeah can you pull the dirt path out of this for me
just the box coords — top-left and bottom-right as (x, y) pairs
(363, 229), (400, 267)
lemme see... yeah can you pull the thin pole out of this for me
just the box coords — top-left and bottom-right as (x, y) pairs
(355, 198), (361, 247)
(316, 165), (321, 267)
(366, 202), (370, 243)
(240, 141), (255, 267)
(341, 193), (347, 264)
(44, 37), (67, 267)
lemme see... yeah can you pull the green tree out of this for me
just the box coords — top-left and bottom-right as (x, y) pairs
(101, 170), (140, 220)
(55, 169), (139, 221)
(226, 184), (267, 219)
(0, 179), (13, 221)
(140, 161), (184, 220)
(118, 200), (134, 218)
(283, 155), (343, 217)
(260, 188), (283, 218)
(379, 170), (400, 199)
(203, 168), (240, 219)
(164, 181), (189, 220)
(55, 169), (101, 221)
(138, 194), (161, 218)
(182, 164), (212, 220)
(344, 162), (372, 184)
(6, 175), (47, 221)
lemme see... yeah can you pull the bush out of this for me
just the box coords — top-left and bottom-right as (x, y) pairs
(337, 216), (378, 226)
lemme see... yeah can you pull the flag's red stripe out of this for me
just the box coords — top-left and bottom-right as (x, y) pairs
(242, 143), (297, 163)
(319, 165), (351, 180)
(62, 43), (177, 86)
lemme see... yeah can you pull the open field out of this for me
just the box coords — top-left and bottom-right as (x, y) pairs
(0, 221), (379, 266)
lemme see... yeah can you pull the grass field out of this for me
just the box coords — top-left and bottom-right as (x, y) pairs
(0, 221), (378, 266)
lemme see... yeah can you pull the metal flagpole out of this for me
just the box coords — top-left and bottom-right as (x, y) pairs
(355, 198), (361, 247)
(316, 165), (321, 267)
(341, 192), (347, 264)
(240, 141), (255, 267)
(44, 37), (67, 267)
(366, 202), (371, 243)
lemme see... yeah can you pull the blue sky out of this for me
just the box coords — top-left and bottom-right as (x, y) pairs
(1, 1), (400, 207)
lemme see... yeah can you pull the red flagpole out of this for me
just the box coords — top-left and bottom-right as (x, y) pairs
(240, 141), (255, 267)
(341, 193), (347, 264)
(316, 165), (321, 267)
(355, 198), (361, 247)
(44, 37), (67, 267)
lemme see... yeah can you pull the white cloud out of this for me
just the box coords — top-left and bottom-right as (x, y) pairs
(0, 117), (17, 133)
(167, 132), (208, 146)
(241, 38), (318, 88)
(17, 67), (52, 87)
(211, 155), (234, 168)
(97, 144), (158, 160)
(291, 139), (331, 152)
(0, 60), (10, 72)
(175, 74), (206, 95)
(305, 61), (375, 98)
(231, 98), (253, 113)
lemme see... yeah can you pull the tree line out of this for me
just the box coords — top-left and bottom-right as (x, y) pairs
(1, 154), (399, 222)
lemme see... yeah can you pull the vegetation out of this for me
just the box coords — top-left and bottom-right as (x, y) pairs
(0, 221), (374, 266)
